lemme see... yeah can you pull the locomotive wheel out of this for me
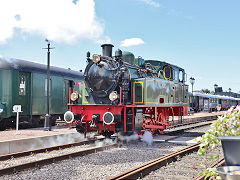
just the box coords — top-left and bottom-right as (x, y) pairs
(158, 129), (164, 134)
(150, 129), (155, 135)
(102, 131), (114, 138)
(76, 123), (86, 133)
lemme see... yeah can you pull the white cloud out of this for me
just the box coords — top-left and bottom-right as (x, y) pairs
(0, 0), (105, 44)
(96, 36), (112, 45)
(120, 38), (144, 47)
(138, 0), (160, 8)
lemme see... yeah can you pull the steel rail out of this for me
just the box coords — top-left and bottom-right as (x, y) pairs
(0, 143), (118, 176)
(0, 137), (105, 161)
(164, 115), (219, 135)
(108, 143), (200, 180)
(171, 115), (218, 129)
(166, 121), (215, 135)
(193, 158), (225, 180)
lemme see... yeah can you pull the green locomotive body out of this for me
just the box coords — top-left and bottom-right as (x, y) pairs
(132, 77), (188, 106)
(121, 53), (188, 106)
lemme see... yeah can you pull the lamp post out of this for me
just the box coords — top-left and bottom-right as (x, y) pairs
(189, 77), (195, 94)
(43, 39), (54, 131)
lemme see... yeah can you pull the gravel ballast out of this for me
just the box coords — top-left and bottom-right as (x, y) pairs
(0, 120), (216, 179)
(0, 140), (187, 180)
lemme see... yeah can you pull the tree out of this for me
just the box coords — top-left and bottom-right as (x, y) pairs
(201, 89), (211, 94)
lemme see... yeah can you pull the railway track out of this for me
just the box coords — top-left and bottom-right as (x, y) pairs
(0, 129), (221, 179)
(108, 143), (200, 180)
(0, 113), (223, 179)
(0, 137), (118, 176)
(0, 137), (104, 161)
(108, 137), (223, 180)
(165, 115), (219, 135)
(0, 143), (118, 176)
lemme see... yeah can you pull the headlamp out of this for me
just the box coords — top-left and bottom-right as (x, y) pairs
(92, 54), (101, 63)
(109, 91), (118, 101)
(71, 92), (78, 101)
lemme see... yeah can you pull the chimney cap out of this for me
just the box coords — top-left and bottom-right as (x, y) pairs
(101, 44), (114, 47)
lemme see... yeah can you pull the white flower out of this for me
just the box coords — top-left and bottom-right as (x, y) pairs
(231, 129), (237, 135)
(235, 105), (240, 112)
(228, 106), (234, 112)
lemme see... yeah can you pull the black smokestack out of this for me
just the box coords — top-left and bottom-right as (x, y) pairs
(101, 44), (114, 57)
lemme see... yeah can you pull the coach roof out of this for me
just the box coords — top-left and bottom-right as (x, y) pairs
(0, 57), (83, 79)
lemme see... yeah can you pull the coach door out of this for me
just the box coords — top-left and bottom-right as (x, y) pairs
(63, 80), (74, 108)
(203, 98), (209, 112)
(18, 71), (31, 115)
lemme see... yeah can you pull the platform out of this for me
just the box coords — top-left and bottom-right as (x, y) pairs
(153, 135), (198, 145)
(183, 111), (225, 120)
(0, 126), (85, 156)
(153, 111), (225, 145)
(167, 136), (198, 145)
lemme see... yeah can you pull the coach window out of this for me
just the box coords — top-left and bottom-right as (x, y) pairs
(19, 76), (26, 95)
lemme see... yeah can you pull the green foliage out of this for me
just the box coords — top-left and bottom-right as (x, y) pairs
(201, 89), (211, 94)
(197, 106), (240, 178)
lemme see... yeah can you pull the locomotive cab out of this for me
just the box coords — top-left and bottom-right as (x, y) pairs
(144, 60), (186, 83)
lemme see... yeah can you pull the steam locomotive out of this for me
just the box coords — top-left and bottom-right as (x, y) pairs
(64, 44), (188, 136)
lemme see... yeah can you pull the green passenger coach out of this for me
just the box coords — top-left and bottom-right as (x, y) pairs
(0, 58), (83, 130)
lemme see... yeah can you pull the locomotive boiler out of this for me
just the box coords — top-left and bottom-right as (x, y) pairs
(64, 44), (189, 136)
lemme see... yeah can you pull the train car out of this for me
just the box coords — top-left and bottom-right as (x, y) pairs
(209, 95), (218, 112)
(64, 44), (188, 136)
(191, 92), (239, 112)
(0, 58), (83, 130)
(216, 95), (236, 110)
(188, 92), (194, 112)
(193, 93), (218, 112)
(192, 92), (205, 112)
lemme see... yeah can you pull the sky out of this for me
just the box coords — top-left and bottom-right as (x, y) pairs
(0, 0), (239, 93)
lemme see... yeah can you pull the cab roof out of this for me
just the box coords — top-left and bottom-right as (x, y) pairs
(145, 60), (184, 71)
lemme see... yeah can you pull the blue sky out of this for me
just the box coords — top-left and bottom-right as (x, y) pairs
(0, 0), (239, 93)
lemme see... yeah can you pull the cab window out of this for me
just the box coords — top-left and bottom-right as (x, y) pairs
(129, 68), (139, 79)
(179, 70), (183, 83)
(163, 66), (171, 80)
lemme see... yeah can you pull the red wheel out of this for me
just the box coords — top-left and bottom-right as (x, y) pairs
(138, 131), (144, 136)
(158, 129), (164, 134)
(150, 129), (155, 135)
